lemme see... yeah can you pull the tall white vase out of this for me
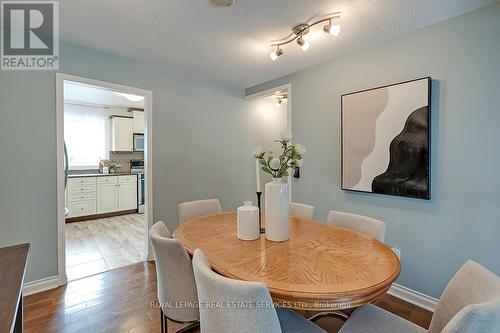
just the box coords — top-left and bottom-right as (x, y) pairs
(265, 178), (289, 242)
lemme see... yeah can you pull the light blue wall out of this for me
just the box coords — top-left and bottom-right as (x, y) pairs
(0, 43), (279, 282)
(247, 5), (500, 298)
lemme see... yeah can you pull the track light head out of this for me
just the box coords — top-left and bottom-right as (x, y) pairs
(270, 47), (284, 61)
(324, 18), (340, 36)
(296, 36), (310, 51)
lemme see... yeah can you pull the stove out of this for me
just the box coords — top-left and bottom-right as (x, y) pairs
(130, 159), (145, 213)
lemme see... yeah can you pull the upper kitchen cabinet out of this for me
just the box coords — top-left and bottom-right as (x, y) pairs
(111, 116), (133, 151)
(132, 110), (144, 134)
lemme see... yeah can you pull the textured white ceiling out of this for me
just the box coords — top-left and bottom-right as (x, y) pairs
(59, 0), (494, 89)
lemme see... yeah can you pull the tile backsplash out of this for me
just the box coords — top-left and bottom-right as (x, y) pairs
(110, 151), (144, 172)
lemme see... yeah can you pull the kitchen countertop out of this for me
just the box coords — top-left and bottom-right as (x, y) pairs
(68, 172), (137, 178)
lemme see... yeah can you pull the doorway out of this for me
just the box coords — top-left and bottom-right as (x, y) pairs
(56, 74), (153, 283)
(245, 84), (292, 197)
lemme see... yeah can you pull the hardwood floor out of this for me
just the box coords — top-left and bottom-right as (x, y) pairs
(24, 262), (432, 333)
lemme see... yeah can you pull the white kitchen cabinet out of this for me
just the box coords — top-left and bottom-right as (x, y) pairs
(132, 111), (144, 134)
(97, 183), (119, 213)
(68, 200), (96, 218)
(67, 175), (138, 219)
(118, 182), (138, 210)
(111, 116), (133, 151)
(66, 177), (97, 218)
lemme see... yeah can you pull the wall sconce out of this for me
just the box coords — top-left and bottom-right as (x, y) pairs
(270, 13), (341, 61)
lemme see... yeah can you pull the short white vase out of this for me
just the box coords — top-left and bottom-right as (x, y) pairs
(265, 178), (289, 242)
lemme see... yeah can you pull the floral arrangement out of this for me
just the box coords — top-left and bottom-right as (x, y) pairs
(108, 162), (119, 173)
(253, 133), (306, 179)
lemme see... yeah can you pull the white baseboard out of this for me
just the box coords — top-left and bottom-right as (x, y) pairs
(23, 275), (67, 296)
(389, 283), (439, 312)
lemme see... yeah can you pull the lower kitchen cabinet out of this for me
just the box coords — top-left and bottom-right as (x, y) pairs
(68, 200), (96, 218)
(97, 183), (119, 214)
(118, 182), (137, 211)
(66, 174), (138, 219)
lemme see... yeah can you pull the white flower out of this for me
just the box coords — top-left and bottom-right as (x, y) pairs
(252, 145), (264, 158)
(280, 131), (292, 142)
(295, 159), (303, 167)
(264, 150), (273, 158)
(269, 158), (281, 170)
(295, 143), (306, 155)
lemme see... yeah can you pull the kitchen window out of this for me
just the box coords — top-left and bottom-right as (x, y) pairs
(64, 104), (107, 169)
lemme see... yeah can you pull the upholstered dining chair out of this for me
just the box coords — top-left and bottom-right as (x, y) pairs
(326, 210), (386, 242)
(192, 249), (326, 333)
(149, 221), (199, 333)
(290, 202), (316, 220)
(178, 199), (222, 224)
(339, 260), (500, 333)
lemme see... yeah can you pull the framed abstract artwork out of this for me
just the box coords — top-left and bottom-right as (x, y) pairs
(341, 77), (431, 199)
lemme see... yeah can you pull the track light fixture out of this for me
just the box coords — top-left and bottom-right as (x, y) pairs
(270, 46), (284, 61)
(269, 13), (341, 61)
(296, 35), (310, 51)
(323, 17), (341, 36)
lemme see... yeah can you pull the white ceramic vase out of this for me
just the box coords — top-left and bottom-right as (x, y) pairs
(237, 201), (260, 241)
(265, 178), (289, 242)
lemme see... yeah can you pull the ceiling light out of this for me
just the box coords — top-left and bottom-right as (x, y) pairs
(275, 95), (287, 107)
(323, 18), (341, 37)
(269, 13), (340, 61)
(297, 36), (310, 51)
(117, 92), (144, 102)
(270, 47), (284, 61)
(211, 0), (234, 6)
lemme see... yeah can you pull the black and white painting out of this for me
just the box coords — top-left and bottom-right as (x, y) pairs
(341, 77), (431, 199)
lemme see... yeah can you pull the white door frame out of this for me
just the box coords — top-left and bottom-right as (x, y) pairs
(56, 73), (154, 285)
(245, 83), (292, 198)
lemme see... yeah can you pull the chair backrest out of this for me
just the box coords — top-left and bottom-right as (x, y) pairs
(178, 199), (222, 224)
(290, 202), (315, 220)
(326, 210), (386, 242)
(192, 249), (282, 333)
(429, 260), (500, 333)
(149, 221), (199, 322)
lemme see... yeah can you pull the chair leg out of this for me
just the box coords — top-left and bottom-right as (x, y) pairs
(160, 308), (165, 333)
(160, 310), (199, 333)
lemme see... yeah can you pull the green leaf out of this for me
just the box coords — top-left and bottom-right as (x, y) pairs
(261, 166), (272, 174)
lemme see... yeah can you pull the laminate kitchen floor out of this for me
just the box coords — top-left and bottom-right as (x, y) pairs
(65, 214), (146, 281)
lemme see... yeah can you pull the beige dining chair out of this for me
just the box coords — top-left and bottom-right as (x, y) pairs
(290, 202), (316, 220)
(178, 199), (222, 224)
(339, 260), (500, 333)
(192, 249), (326, 333)
(326, 210), (386, 242)
(149, 221), (199, 333)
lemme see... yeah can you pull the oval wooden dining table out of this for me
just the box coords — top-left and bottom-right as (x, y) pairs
(173, 212), (400, 311)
